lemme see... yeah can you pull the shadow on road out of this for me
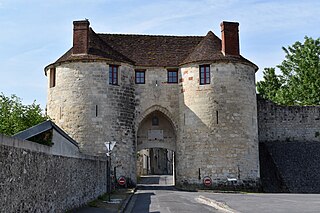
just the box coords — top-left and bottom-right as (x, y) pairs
(131, 192), (160, 213)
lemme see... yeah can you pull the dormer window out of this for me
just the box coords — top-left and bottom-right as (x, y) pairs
(109, 65), (119, 85)
(199, 65), (210, 85)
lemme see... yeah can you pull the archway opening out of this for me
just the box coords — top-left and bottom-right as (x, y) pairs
(136, 110), (176, 185)
(137, 148), (174, 175)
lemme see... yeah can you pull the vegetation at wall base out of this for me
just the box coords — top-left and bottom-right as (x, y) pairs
(257, 36), (320, 105)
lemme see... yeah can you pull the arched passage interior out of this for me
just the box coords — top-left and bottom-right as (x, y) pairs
(136, 110), (176, 176)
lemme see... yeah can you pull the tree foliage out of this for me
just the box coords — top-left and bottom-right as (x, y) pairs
(257, 36), (320, 105)
(0, 93), (47, 136)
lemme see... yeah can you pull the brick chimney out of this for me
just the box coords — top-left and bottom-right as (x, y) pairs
(220, 21), (239, 56)
(73, 20), (90, 55)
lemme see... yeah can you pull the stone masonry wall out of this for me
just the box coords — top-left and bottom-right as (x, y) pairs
(47, 61), (136, 183)
(261, 141), (320, 193)
(137, 111), (176, 151)
(258, 97), (320, 193)
(257, 97), (320, 143)
(134, 67), (180, 133)
(0, 134), (107, 213)
(177, 62), (259, 188)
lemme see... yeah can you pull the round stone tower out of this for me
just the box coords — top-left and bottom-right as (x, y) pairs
(45, 20), (136, 181)
(176, 22), (259, 189)
(45, 20), (259, 189)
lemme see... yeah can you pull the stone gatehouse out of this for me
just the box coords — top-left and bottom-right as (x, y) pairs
(45, 20), (260, 188)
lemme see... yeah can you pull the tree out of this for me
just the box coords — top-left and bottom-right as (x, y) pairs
(0, 93), (47, 136)
(257, 36), (320, 105)
(257, 68), (282, 102)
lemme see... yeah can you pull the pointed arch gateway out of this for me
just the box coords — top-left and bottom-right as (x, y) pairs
(136, 105), (178, 135)
(136, 105), (177, 151)
(136, 105), (177, 176)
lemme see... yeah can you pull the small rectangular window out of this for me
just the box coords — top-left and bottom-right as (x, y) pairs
(167, 69), (178, 83)
(152, 116), (159, 126)
(50, 68), (56, 88)
(109, 65), (119, 85)
(199, 65), (210, 85)
(135, 70), (145, 84)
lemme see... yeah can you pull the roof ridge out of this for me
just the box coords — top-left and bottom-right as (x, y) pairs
(181, 31), (222, 65)
(97, 32), (204, 38)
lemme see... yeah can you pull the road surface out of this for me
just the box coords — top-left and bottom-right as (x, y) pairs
(126, 175), (320, 213)
(127, 175), (218, 213)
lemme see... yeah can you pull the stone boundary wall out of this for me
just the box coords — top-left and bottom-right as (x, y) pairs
(258, 96), (320, 143)
(259, 142), (289, 192)
(0, 134), (107, 213)
(260, 141), (320, 193)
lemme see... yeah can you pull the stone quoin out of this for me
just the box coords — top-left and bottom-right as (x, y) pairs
(45, 19), (260, 189)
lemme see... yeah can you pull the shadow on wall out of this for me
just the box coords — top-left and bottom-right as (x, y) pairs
(260, 141), (320, 193)
(258, 96), (320, 193)
(259, 142), (289, 193)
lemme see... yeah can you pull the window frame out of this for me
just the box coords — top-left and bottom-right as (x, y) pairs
(49, 68), (56, 88)
(199, 64), (210, 85)
(167, 69), (178, 84)
(135, 70), (146, 84)
(109, 65), (119, 85)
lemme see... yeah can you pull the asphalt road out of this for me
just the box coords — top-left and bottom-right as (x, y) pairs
(127, 175), (218, 213)
(126, 175), (320, 213)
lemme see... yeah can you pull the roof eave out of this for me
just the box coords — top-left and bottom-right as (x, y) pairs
(44, 57), (135, 75)
(179, 57), (259, 71)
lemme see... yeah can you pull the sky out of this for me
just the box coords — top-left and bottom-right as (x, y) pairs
(0, 0), (319, 109)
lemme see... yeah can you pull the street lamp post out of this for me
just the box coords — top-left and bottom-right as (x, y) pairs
(105, 141), (116, 202)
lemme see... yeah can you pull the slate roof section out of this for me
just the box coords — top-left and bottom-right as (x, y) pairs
(48, 27), (257, 70)
(14, 120), (78, 147)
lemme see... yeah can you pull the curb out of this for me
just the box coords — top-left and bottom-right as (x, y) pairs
(119, 188), (136, 213)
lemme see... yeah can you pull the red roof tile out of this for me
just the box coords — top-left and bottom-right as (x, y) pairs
(47, 27), (257, 71)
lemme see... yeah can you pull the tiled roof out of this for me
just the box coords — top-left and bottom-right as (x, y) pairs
(182, 31), (222, 64)
(55, 29), (134, 65)
(98, 33), (203, 67)
(49, 28), (257, 70)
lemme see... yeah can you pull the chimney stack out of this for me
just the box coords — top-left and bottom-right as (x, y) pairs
(73, 20), (90, 55)
(220, 21), (239, 56)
